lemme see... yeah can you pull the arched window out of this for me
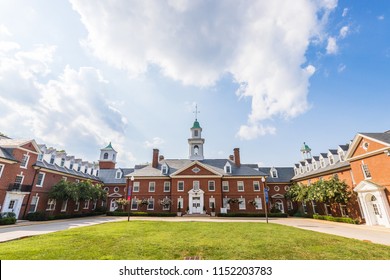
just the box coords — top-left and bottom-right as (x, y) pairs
(103, 152), (108, 160)
(194, 145), (199, 155)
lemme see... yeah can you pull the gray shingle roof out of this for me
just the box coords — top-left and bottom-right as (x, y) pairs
(292, 160), (350, 181)
(360, 132), (390, 145)
(98, 168), (134, 184)
(35, 160), (101, 181)
(128, 159), (267, 177)
(0, 147), (16, 162)
(258, 167), (295, 183)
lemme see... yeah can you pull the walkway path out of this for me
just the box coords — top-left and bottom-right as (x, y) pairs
(0, 216), (389, 246)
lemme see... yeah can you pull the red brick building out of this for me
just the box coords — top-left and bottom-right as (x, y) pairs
(126, 119), (270, 215)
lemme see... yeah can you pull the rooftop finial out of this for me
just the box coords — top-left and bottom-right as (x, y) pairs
(193, 104), (200, 121)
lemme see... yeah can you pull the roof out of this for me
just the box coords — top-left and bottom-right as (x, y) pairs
(0, 147), (16, 162)
(258, 167), (295, 183)
(128, 158), (267, 177)
(292, 160), (350, 181)
(192, 120), (201, 129)
(360, 132), (390, 145)
(98, 168), (134, 184)
(35, 160), (101, 181)
(101, 142), (117, 152)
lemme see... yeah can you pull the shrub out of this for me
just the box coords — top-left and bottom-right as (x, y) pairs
(26, 211), (48, 221)
(312, 214), (359, 224)
(106, 211), (176, 217)
(0, 212), (17, 225)
(217, 212), (288, 218)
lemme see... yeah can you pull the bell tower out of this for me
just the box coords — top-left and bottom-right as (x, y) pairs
(188, 105), (205, 160)
(99, 142), (117, 169)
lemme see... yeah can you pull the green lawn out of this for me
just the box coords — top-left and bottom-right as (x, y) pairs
(0, 221), (389, 260)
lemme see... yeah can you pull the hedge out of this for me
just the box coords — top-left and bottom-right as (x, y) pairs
(106, 211), (177, 217)
(25, 211), (106, 221)
(217, 212), (288, 218)
(0, 212), (17, 225)
(313, 214), (359, 224)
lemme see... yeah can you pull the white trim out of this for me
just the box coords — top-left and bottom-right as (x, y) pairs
(177, 181), (184, 192)
(237, 181), (244, 192)
(164, 181), (171, 192)
(0, 164), (4, 178)
(149, 182), (156, 192)
(253, 181), (260, 191)
(36, 172), (46, 187)
(61, 199), (68, 212)
(222, 181), (229, 192)
(208, 180), (215, 191)
(46, 199), (56, 211)
(133, 182), (140, 192)
(20, 154), (30, 169)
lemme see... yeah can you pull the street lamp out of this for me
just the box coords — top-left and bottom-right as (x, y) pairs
(127, 175), (134, 222)
(261, 177), (268, 224)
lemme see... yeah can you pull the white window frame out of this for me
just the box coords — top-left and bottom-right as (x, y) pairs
(15, 174), (24, 186)
(83, 200), (90, 209)
(61, 200), (68, 212)
(131, 198), (138, 210)
(312, 200), (317, 214)
(149, 182), (156, 192)
(74, 201), (80, 212)
(133, 182), (140, 192)
(339, 152), (345, 162)
(36, 172), (46, 187)
(253, 181), (260, 191)
(147, 198), (154, 210)
(60, 158), (65, 167)
(237, 181), (244, 192)
(114, 187), (119, 193)
(177, 181), (184, 192)
(255, 197), (262, 210)
(361, 163), (372, 179)
(92, 199), (97, 210)
(28, 196), (39, 213)
(329, 155), (334, 165)
(50, 155), (55, 164)
(209, 197), (216, 209)
(224, 163), (231, 173)
(208, 180), (215, 191)
(161, 165), (168, 174)
(222, 181), (229, 192)
(115, 170), (122, 179)
(0, 164), (4, 178)
(271, 169), (278, 178)
(20, 154), (30, 169)
(62, 176), (67, 181)
(164, 181), (170, 192)
(46, 199), (56, 211)
(238, 198), (246, 210)
(177, 197), (184, 210)
(274, 185), (280, 191)
(193, 181), (200, 191)
(223, 198), (230, 210)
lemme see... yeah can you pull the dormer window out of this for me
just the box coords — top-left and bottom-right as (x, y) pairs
(60, 158), (65, 167)
(115, 170), (122, 179)
(294, 168), (298, 175)
(329, 155), (334, 165)
(313, 162), (317, 170)
(271, 168), (278, 178)
(69, 162), (74, 170)
(306, 165), (310, 172)
(300, 166), (304, 174)
(50, 154), (55, 164)
(37, 153), (43, 162)
(161, 164), (168, 175)
(224, 162), (232, 173)
(320, 158), (325, 168)
(339, 151), (345, 162)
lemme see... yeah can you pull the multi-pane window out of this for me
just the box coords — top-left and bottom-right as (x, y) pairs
(361, 163), (372, 179)
(36, 172), (45, 187)
(238, 198), (246, 210)
(50, 155), (55, 164)
(164, 181), (170, 192)
(0, 164), (5, 178)
(271, 169), (278, 178)
(222, 181), (229, 192)
(177, 181), (184, 191)
(15, 175), (24, 187)
(61, 200), (68, 212)
(312, 201), (317, 214)
(237, 181), (244, 192)
(84, 200), (90, 209)
(29, 196), (39, 213)
(74, 201), (80, 211)
(60, 158), (65, 167)
(115, 170), (122, 179)
(46, 199), (56, 211)
(339, 152), (345, 162)
(193, 181), (200, 191)
(208, 181), (215, 191)
(177, 198), (183, 210)
(133, 182), (140, 192)
(131, 198), (138, 210)
(20, 154), (30, 168)
(255, 198), (262, 210)
(253, 181), (260, 191)
(149, 182), (155, 192)
(92, 200), (97, 210)
(222, 198), (230, 210)
(147, 198), (154, 210)
(209, 197), (216, 209)
(340, 205), (348, 217)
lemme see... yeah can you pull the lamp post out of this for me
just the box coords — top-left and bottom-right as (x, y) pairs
(261, 177), (268, 224)
(127, 176), (134, 222)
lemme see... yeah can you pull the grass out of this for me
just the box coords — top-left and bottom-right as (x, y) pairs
(0, 221), (389, 260)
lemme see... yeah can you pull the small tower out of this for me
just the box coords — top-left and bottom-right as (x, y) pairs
(188, 105), (205, 160)
(300, 142), (312, 160)
(99, 142), (117, 169)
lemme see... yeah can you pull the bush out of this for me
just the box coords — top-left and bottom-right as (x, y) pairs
(106, 211), (177, 217)
(312, 214), (359, 224)
(26, 211), (48, 221)
(217, 212), (288, 218)
(0, 212), (17, 225)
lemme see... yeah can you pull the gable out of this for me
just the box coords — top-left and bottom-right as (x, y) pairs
(171, 161), (222, 177)
(346, 134), (389, 160)
(353, 180), (385, 192)
(21, 141), (41, 154)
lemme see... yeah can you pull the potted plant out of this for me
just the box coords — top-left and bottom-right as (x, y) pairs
(177, 201), (182, 216)
(210, 202), (216, 217)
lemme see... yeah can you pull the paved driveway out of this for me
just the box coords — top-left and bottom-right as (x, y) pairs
(1, 216), (389, 246)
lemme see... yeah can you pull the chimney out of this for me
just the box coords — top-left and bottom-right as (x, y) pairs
(159, 155), (165, 161)
(152, 149), (159, 168)
(233, 148), (241, 167)
(229, 155), (234, 161)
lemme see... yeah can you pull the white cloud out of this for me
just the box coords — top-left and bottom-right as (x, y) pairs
(339, 26), (349, 38)
(144, 137), (165, 148)
(326, 36), (338, 54)
(337, 63), (346, 73)
(378, 15), (385, 21)
(0, 24), (12, 36)
(342, 8), (349, 17)
(70, 0), (337, 140)
(0, 39), (133, 165)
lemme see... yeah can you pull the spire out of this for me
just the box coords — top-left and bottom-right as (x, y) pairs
(300, 142), (312, 160)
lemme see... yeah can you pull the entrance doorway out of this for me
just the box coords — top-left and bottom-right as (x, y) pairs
(192, 197), (201, 214)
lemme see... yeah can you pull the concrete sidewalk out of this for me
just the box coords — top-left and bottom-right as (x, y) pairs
(0, 216), (389, 246)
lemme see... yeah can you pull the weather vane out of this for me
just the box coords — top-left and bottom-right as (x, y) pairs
(193, 104), (200, 120)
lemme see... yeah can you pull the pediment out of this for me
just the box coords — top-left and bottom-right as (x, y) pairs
(108, 193), (123, 198)
(353, 180), (385, 193)
(171, 161), (222, 177)
(271, 194), (285, 199)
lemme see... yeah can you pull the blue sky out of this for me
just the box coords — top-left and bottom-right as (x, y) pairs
(0, 0), (389, 168)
